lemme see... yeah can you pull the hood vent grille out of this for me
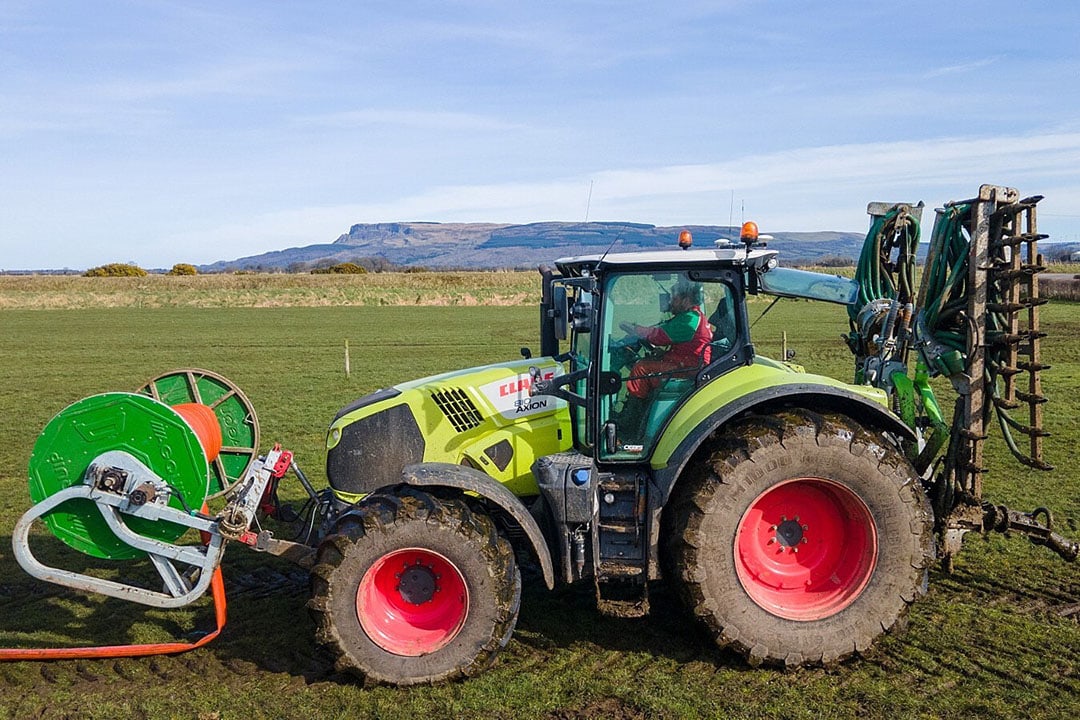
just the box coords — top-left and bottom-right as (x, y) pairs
(431, 387), (484, 433)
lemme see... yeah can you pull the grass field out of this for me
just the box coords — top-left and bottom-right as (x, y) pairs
(0, 277), (1077, 719)
(0, 271), (538, 309)
(3, 265), (1078, 309)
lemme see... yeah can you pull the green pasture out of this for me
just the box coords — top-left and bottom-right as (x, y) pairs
(0, 271), (537, 310)
(0, 289), (1077, 719)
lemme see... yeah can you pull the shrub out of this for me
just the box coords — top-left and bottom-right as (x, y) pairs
(167, 263), (198, 276)
(84, 263), (148, 277)
(311, 262), (367, 275)
(816, 255), (856, 268)
(355, 256), (395, 273)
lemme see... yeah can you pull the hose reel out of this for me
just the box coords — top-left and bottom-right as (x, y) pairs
(13, 369), (265, 609)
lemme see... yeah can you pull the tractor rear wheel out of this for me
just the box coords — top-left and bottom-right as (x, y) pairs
(309, 488), (521, 685)
(665, 410), (934, 666)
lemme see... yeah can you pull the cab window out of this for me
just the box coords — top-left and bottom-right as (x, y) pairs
(597, 271), (738, 461)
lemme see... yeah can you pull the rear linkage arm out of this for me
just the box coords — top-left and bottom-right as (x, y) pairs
(945, 496), (1079, 563)
(981, 503), (1079, 562)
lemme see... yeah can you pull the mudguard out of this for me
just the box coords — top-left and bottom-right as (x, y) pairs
(645, 375), (915, 580)
(652, 381), (915, 502)
(401, 462), (556, 590)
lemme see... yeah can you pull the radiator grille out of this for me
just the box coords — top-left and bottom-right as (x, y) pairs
(431, 388), (484, 433)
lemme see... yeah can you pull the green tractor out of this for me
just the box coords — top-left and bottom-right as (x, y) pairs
(12, 185), (1076, 685)
(311, 228), (933, 683)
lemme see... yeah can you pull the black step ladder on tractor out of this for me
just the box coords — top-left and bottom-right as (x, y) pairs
(593, 469), (650, 617)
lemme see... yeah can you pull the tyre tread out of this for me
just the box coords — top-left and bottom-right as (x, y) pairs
(308, 488), (520, 685)
(664, 410), (934, 667)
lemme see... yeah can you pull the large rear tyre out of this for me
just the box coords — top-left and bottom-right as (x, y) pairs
(309, 489), (521, 685)
(665, 410), (934, 666)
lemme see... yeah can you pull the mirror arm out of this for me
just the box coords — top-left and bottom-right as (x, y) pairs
(529, 366), (588, 407)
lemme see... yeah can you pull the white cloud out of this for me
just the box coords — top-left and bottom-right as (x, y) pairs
(91, 60), (306, 102)
(159, 130), (1080, 265)
(922, 57), (1001, 79)
(293, 109), (527, 132)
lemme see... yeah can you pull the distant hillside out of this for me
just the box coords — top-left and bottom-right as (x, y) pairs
(197, 221), (874, 272)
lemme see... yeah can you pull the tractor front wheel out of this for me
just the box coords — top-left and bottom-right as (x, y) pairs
(665, 410), (934, 666)
(309, 489), (521, 685)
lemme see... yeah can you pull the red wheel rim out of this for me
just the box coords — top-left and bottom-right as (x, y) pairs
(356, 548), (469, 656)
(734, 478), (877, 621)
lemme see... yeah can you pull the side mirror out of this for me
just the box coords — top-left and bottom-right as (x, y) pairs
(551, 286), (568, 341)
(570, 301), (592, 333)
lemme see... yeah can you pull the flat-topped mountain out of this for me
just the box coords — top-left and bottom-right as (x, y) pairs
(199, 221), (867, 272)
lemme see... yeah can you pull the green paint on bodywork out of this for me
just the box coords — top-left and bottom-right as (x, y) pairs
(891, 371), (917, 428)
(328, 357), (573, 498)
(649, 358), (889, 469)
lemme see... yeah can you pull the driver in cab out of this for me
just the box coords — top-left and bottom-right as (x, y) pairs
(619, 279), (713, 401)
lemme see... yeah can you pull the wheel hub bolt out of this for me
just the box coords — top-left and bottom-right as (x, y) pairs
(774, 518), (806, 548)
(396, 563), (438, 605)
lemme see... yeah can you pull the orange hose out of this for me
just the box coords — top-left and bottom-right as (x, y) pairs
(0, 502), (228, 661)
(172, 403), (223, 462)
(0, 566), (227, 661)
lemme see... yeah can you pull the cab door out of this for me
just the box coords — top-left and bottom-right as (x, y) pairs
(593, 270), (745, 462)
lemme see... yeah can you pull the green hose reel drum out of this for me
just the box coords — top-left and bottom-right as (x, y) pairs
(26, 369), (260, 561)
(28, 393), (212, 560)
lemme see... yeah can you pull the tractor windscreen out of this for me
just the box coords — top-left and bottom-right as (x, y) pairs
(598, 270), (739, 460)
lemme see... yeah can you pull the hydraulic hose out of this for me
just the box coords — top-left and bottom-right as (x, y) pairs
(847, 205), (921, 386)
(916, 201), (1049, 470)
(849, 206), (920, 325)
(917, 203), (972, 354)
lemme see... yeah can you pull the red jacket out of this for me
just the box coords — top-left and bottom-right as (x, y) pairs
(639, 307), (712, 368)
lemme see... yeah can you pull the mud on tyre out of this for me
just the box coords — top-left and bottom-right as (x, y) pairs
(664, 409), (934, 666)
(308, 488), (521, 685)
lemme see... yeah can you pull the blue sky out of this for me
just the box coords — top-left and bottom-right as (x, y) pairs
(2, 1), (1079, 270)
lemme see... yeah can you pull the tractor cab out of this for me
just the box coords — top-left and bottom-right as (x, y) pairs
(538, 245), (776, 463)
